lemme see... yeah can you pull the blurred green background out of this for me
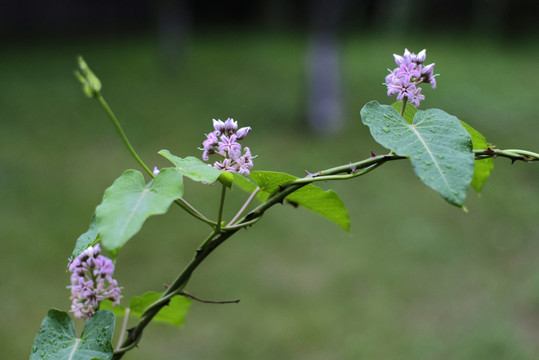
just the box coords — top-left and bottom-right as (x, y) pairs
(1, 2), (539, 359)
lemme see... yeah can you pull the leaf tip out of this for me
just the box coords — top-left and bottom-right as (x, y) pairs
(158, 149), (170, 157)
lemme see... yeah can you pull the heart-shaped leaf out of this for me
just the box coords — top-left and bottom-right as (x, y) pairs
(31, 309), (114, 360)
(234, 171), (350, 231)
(96, 168), (184, 254)
(361, 101), (474, 207)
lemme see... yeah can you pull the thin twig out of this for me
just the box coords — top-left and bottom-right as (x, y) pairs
(227, 187), (261, 226)
(179, 291), (240, 304)
(115, 308), (131, 352)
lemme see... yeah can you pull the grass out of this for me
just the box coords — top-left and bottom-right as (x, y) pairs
(1, 31), (538, 359)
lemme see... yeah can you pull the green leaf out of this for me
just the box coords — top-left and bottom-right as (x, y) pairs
(31, 309), (114, 360)
(247, 171), (350, 231)
(96, 168), (184, 254)
(391, 101), (417, 124)
(71, 215), (100, 261)
(361, 101), (474, 207)
(231, 172), (258, 192)
(128, 291), (191, 327)
(159, 150), (223, 183)
(100, 292), (191, 328)
(98, 301), (126, 318)
(460, 121), (494, 194)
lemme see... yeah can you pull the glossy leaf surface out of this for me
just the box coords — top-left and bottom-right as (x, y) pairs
(31, 309), (114, 360)
(361, 101), (474, 207)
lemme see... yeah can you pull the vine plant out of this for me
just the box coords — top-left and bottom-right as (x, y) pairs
(30, 49), (538, 360)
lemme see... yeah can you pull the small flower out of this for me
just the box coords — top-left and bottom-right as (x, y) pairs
(218, 134), (241, 155)
(236, 147), (254, 175)
(404, 85), (425, 108)
(214, 158), (237, 172)
(200, 118), (255, 175)
(204, 131), (219, 147)
(153, 166), (160, 176)
(384, 49), (438, 108)
(68, 244), (122, 320)
(397, 62), (421, 82)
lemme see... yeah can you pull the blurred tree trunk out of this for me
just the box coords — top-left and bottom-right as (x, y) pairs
(306, 0), (348, 134)
(307, 32), (342, 133)
(157, 0), (191, 70)
(372, 0), (415, 31)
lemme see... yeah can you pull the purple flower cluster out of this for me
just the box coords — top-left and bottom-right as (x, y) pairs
(68, 244), (122, 320)
(384, 49), (438, 108)
(200, 118), (254, 175)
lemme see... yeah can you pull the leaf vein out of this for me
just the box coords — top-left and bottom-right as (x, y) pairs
(119, 188), (150, 238)
(68, 338), (80, 360)
(410, 124), (454, 192)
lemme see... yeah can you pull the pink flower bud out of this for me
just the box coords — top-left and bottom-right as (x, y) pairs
(212, 119), (225, 134)
(236, 126), (251, 140)
(393, 54), (405, 66)
(415, 49), (426, 64)
(223, 118), (238, 134)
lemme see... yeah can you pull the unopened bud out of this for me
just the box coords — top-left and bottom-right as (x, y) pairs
(217, 169), (235, 188)
(212, 119), (225, 134)
(236, 126), (251, 140)
(75, 56), (102, 98)
(415, 49), (426, 64)
(224, 118), (238, 134)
